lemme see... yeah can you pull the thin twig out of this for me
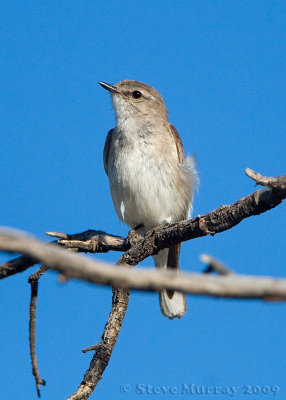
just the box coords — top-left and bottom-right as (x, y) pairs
(28, 265), (48, 397)
(246, 168), (286, 190)
(0, 255), (39, 280)
(82, 343), (101, 353)
(57, 231), (129, 253)
(46, 232), (70, 239)
(0, 240), (56, 280)
(200, 254), (234, 275)
(46, 229), (129, 254)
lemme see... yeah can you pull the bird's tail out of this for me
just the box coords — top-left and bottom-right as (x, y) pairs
(153, 245), (186, 319)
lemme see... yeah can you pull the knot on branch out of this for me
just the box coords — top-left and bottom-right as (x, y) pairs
(199, 217), (216, 235)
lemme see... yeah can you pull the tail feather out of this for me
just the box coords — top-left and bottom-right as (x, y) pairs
(153, 246), (187, 319)
(159, 289), (186, 319)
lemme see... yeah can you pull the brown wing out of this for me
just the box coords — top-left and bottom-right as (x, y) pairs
(166, 125), (186, 295)
(103, 129), (114, 176)
(169, 124), (185, 164)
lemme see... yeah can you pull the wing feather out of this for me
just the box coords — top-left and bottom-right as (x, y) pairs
(169, 124), (185, 164)
(103, 129), (114, 175)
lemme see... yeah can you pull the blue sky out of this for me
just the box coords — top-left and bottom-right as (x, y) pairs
(0, 1), (285, 399)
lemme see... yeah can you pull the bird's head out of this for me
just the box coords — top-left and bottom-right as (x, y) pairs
(99, 80), (168, 122)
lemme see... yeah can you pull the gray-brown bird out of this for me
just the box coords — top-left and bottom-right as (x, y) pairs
(99, 80), (197, 318)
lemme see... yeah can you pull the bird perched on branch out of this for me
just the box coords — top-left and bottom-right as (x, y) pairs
(99, 80), (197, 318)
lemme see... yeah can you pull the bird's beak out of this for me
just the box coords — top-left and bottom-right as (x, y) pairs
(98, 81), (121, 95)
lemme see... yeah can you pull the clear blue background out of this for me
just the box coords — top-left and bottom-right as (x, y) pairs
(0, 1), (285, 399)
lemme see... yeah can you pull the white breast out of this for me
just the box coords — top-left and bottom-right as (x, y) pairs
(107, 119), (193, 230)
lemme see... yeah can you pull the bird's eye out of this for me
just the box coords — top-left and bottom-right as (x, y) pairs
(132, 90), (142, 99)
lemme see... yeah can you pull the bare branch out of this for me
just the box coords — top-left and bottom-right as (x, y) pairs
(0, 169), (285, 400)
(2, 175), (285, 281)
(68, 287), (129, 400)
(55, 230), (129, 253)
(46, 232), (69, 239)
(0, 231), (129, 280)
(0, 255), (39, 280)
(69, 228), (145, 398)
(0, 239), (56, 280)
(118, 185), (286, 267)
(200, 254), (234, 275)
(28, 265), (48, 397)
(0, 229), (286, 300)
(246, 168), (286, 190)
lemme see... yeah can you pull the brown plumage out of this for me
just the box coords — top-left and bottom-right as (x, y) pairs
(100, 80), (197, 318)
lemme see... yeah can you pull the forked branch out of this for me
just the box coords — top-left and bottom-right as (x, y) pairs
(0, 169), (285, 400)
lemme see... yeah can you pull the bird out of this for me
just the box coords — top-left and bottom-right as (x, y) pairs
(99, 80), (197, 318)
